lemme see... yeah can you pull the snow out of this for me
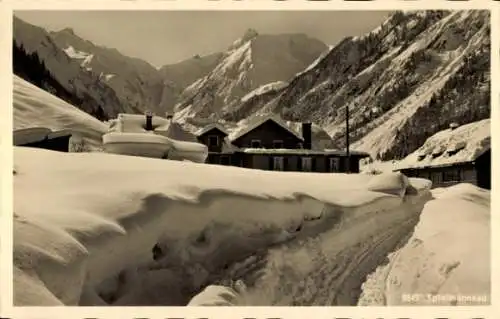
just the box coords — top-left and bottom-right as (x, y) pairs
(63, 45), (94, 68)
(102, 132), (173, 159)
(99, 72), (115, 82)
(13, 127), (52, 146)
(358, 183), (490, 305)
(13, 75), (107, 148)
(13, 147), (431, 306)
(104, 113), (208, 162)
(13, 127), (73, 147)
(302, 10), (489, 160)
(195, 123), (229, 137)
(294, 45), (334, 78)
(240, 81), (288, 103)
(396, 119), (490, 170)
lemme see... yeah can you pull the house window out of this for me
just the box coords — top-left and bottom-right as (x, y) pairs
(443, 169), (460, 182)
(273, 140), (284, 149)
(251, 139), (261, 148)
(330, 158), (341, 172)
(208, 135), (219, 147)
(273, 156), (285, 171)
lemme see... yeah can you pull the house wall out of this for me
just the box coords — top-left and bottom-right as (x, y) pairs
(197, 128), (227, 153)
(398, 162), (482, 189)
(235, 153), (364, 173)
(19, 135), (72, 152)
(231, 120), (303, 149)
(206, 153), (241, 166)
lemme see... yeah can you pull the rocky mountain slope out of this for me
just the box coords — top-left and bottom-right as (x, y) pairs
(13, 17), (129, 120)
(48, 27), (170, 115)
(14, 18), (327, 120)
(174, 29), (328, 119)
(216, 10), (490, 161)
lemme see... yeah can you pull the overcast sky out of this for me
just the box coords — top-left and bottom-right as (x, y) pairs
(15, 10), (390, 67)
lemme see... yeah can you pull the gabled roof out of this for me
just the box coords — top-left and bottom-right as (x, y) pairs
(228, 114), (304, 142)
(395, 119), (490, 170)
(195, 123), (229, 137)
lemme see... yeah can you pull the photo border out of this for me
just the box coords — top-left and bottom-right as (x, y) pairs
(1, 0), (498, 318)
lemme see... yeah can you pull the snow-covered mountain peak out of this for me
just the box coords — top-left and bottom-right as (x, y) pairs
(175, 31), (327, 121)
(59, 27), (76, 36)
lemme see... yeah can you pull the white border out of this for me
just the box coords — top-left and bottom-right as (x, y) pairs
(1, 0), (498, 318)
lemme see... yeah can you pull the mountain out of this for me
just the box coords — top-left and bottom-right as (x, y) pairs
(14, 18), (327, 120)
(173, 29), (328, 119)
(49, 27), (170, 115)
(159, 53), (224, 92)
(13, 17), (129, 120)
(217, 10), (490, 161)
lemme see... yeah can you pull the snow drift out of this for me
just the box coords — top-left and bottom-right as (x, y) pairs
(14, 147), (432, 306)
(358, 183), (490, 306)
(13, 74), (107, 148)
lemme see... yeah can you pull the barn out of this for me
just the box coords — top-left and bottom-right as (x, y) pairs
(394, 120), (491, 190)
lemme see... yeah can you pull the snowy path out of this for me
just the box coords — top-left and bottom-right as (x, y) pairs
(204, 193), (429, 306)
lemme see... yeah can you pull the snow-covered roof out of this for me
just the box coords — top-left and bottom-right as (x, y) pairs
(228, 114), (304, 142)
(396, 119), (490, 170)
(195, 123), (230, 137)
(13, 127), (73, 146)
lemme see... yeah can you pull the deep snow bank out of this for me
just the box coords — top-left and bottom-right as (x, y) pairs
(358, 183), (490, 306)
(14, 147), (430, 306)
(13, 75), (107, 148)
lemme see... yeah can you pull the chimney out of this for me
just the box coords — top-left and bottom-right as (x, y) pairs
(145, 111), (153, 131)
(302, 122), (312, 150)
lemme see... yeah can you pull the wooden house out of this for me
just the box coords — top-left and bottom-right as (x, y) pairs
(13, 127), (73, 152)
(394, 120), (491, 190)
(195, 115), (370, 173)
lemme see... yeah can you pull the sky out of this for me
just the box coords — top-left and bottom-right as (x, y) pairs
(15, 10), (391, 68)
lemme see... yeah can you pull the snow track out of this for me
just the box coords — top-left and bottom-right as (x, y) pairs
(206, 192), (430, 306)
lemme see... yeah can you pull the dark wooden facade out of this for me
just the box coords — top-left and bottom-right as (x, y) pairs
(197, 127), (228, 153)
(231, 120), (304, 149)
(17, 134), (72, 152)
(236, 152), (365, 173)
(206, 151), (367, 173)
(396, 149), (491, 190)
